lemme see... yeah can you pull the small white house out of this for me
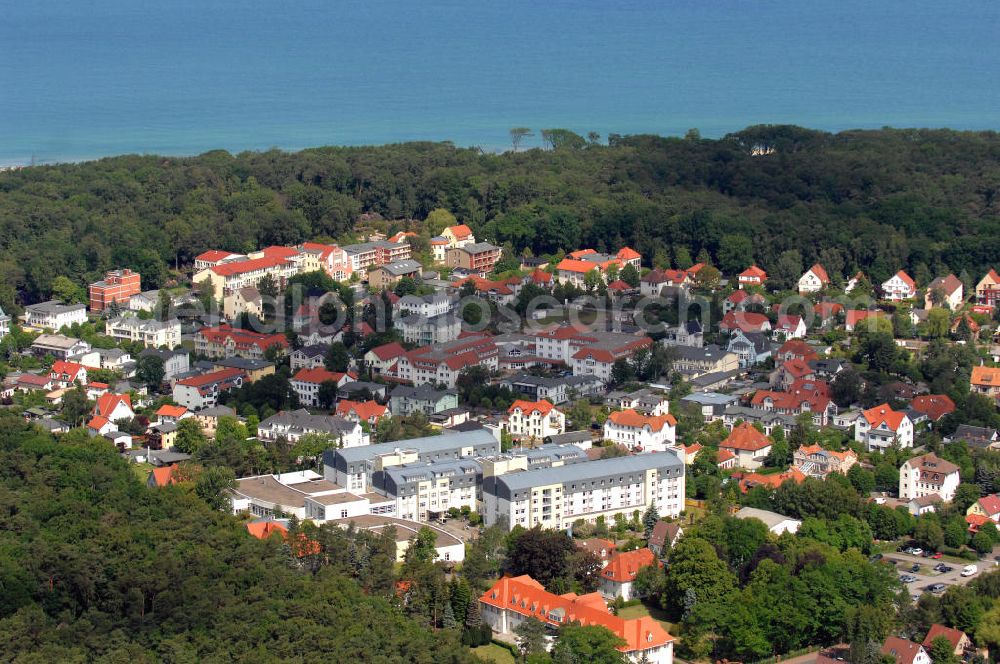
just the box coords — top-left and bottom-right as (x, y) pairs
(854, 403), (914, 450)
(798, 264), (830, 294)
(734, 507), (801, 535)
(881, 270), (916, 301)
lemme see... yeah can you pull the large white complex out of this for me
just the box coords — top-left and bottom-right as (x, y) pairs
(482, 451), (685, 531)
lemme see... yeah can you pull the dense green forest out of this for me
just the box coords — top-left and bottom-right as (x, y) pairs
(2, 125), (1000, 310)
(0, 415), (472, 663)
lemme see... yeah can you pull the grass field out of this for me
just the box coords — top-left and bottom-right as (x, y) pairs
(471, 644), (516, 664)
(616, 602), (678, 634)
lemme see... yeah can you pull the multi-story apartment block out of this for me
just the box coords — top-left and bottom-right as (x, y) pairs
(105, 315), (182, 348)
(368, 259), (423, 290)
(342, 240), (412, 277)
(323, 428), (500, 493)
(194, 324), (288, 360)
(172, 368), (246, 410)
(193, 255), (297, 300)
(89, 269), (142, 312)
(446, 242), (502, 277)
(388, 384), (460, 416)
(482, 451), (685, 531)
(394, 292), (456, 319)
(372, 458), (482, 521)
(290, 367), (356, 407)
(397, 313), (462, 345)
(395, 334), (498, 388)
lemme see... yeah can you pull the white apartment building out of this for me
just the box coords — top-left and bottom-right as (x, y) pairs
(23, 300), (87, 330)
(899, 453), (961, 503)
(372, 459), (481, 521)
(482, 452), (685, 531)
(505, 400), (566, 440)
(105, 315), (182, 349)
(603, 408), (676, 453)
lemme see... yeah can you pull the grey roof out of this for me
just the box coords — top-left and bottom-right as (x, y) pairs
(682, 392), (740, 406)
(544, 431), (593, 445)
(140, 347), (187, 360)
(327, 428), (498, 465)
(107, 316), (180, 332)
(260, 409), (358, 436)
(380, 458), (482, 485)
(456, 242), (500, 254)
(399, 312), (461, 328)
(32, 333), (86, 350)
(735, 507), (798, 529)
(376, 259), (423, 277)
(26, 300), (86, 314)
(196, 405), (237, 418)
(690, 369), (740, 388)
(492, 451), (683, 493)
(673, 344), (732, 362)
(390, 383), (457, 401)
(294, 344), (329, 358)
(507, 444), (589, 465)
(213, 357), (274, 371)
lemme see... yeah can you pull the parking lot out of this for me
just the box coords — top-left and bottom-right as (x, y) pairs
(881, 550), (995, 600)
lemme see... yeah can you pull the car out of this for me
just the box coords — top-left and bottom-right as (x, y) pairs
(922, 550), (934, 558)
(929, 583), (946, 593)
(962, 565), (978, 577)
(934, 563), (947, 572)
(940, 565), (954, 573)
(910, 548), (924, 556)
(910, 564), (921, 573)
(900, 574), (917, 583)
(932, 552), (943, 559)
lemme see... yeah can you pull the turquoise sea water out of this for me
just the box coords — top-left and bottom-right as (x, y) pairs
(2, 0), (999, 166)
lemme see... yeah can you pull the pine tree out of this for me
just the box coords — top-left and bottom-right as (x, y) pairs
(465, 598), (482, 628)
(442, 598), (457, 629)
(643, 502), (660, 538)
(451, 579), (472, 626)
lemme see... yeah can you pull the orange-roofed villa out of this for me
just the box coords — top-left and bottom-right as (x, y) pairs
(855, 403), (914, 450)
(603, 408), (677, 453)
(480, 575), (674, 664)
(505, 399), (566, 440)
(599, 548), (660, 601)
(719, 422), (773, 470)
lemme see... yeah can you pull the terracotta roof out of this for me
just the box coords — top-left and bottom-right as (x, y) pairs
(446, 224), (474, 239)
(751, 386), (829, 413)
(149, 466), (179, 487)
(720, 311), (771, 333)
(335, 400), (388, 421)
(529, 268), (552, 284)
(369, 342), (406, 361)
(50, 360), (85, 381)
(775, 315), (803, 331)
(87, 415), (110, 431)
(739, 265), (768, 280)
(977, 494), (1000, 516)
(721, 422), (772, 452)
(480, 575), (673, 653)
(576, 538), (616, 559)
(737, 468), (806, 492)
(862, 403), (907, 431)
(892, 270), (916, 290)
(686, 263), (705, 276)
(607, 280), (631, 291)
(966, 513), (991, 533)
(717, 449), (736, 463)
(292, 367), (356, 385)
(881, 637), (925, 664)
(602, 548), (658, 583)
(94, 392), (132, 418)
(972, 366), (1000, 388)
(209, 255), (289, 277)
(846, 309), (885, 327)
(617, 247), (641, 261)
(922, 624), (967, 652)
(927, 274), (963, 297)
(156, 404), (188, 418)
(245, 521), (321, 556)
(508, 399), (558, 416)
(607, 408), (676, 431)
(909, 394), (956, 422)
(196, 249), (238, 262)
(814, 301), (844, 318)
(778, 339), (818, 361)
(196, 325), (288, 351)
(805, 263), (830, 284)
(557, 258), (604, 274)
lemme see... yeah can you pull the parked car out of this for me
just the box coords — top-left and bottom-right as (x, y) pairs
(933, 563), (947, 572)
(962, 565), (978, 577)
(929, 583), (946, 593)
(931, 552), (943, 559)
(910, 548), (924, 556)
(900, 574), (917, 583)
(910, 564), (921, 573)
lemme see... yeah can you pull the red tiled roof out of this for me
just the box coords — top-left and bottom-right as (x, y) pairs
(617, 247), (641, 261)
(480, 575), (672, 653)
(87, 415), (110, 431)
(862, 403), (906, 431)
(893, 270), (916, 290)
(50, 360), (85, 381)
(176, 368), (246, 388)
(976, 494), (1000, 516)
(335, 400), (387, 421)
(292, 367), (356, 385)
(972, 366), (1000, 389)
(881, 637), (924, 664)
(736, 468), (806, 492)
(557, 258), (605, 274)
(446, 224), (473, 240)
(739, 265), (767, 280)
(806, 263), (830, 285)
(921, 624), (967, 652)
(846, 309), (885, 327)
(775, 315), (802, 331)
(196, 249), (238, 262)
(196, 325), (288, 351)
(94, 393), (132, 418)
(778, 339), (817, 360)
(529, 268), (552, 284)
(508, 399), (558, 416)
(607, 408), (676, 431)
(602, 548), (658, 583)
(814, 301), (844, 318)
(260, 245), (300, 259)
(721, 422), (772, 452)
(909, 394), (956, 422)
(149, 466), (179, 487)
(720, 311), (770, 332)
(245, 521), (320, 556)
(156, 404), (188, 418)
(210, 255), (289, 277)
(369, 342), (407, 361)
(966, 513), (991, 533)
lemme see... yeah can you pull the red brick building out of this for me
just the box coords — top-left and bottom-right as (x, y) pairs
(89, 269), (141, 312)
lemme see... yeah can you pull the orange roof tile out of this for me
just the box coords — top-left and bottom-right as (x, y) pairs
(909, 394), (956, 422)
(607, 408), (676, 431)
(739, 265), (768, 280)
(972, 366), (1000, 388)
(508, 399), (558, 416)
(292, 367), (356, 384)
(94, 392), (132, 418)
(806, 263), (830, 284)
(617, 247), (641, 261)
(156, 404), (188, 418)
(446, 224), (474, 239)
(602, 548), (658, 583)
(721, 422), (772, 452)
(922, 624), (967, 651)
(149, 466), (179, 487)
(557, 258), (604, 274)
(210, 255), (290, 277)
(862, 403), (906, 431)
(335, 400), (387, 421)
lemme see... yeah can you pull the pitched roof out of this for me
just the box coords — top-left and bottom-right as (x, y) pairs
(881, 636), (926, 664)
(602, 548), (657, 583)
(904, 453), (960, 480)
(805, 263), (830, 284)
(335, 400), (387, 421)
(156, 404), (188, 418)
(846, 309), (885, 327)
(94, 392), (132, 418)
(292, 367), (356, 385)
(720, 311), (771, 333)
(775, 314), (803, 331)
(195, 249), (239, 263)
(617, 247), (641, 261)
(736, 468), (806, 492)
(648, 520), (681, 549)
(927, 274), (963, 297)
(778, 339), (818, 360)
(922, 624), (967, 651)
(972, 365), (1000, 388)
(508, 399), (558, 416)
(149, 466), (180, 487)
(861, 403), (907, 431)
(529, 268), (552, 284)
(739, 265), (767, 280)
(369, 341), (407, 361)
(446, 224), (473, 239)
(607, 408), (676, 431)
(889, 270), (916, 290)
(480, 575), (673, 653)
(814, 301), (844, 318)
(977, 494), (1000, 516)
(50, 360), (85, 381)
(209, 255), (290, 277)
(557, 258), (604, 274)
(176, 368), (246, 388)
(909, 394), (956, 422)
(721, 422), (772, 452)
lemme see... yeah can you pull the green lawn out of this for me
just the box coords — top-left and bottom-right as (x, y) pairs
(471, 644), (516, 664)
(131, 462), (154, 483)
(616, 602), (678, 635)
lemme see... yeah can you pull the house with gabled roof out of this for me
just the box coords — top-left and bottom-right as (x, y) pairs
(971, 365), (1000, 401)
(719, 311), (771, 335)
(49, 360), (88, 388)
(845, 309), (887, 332)
(720, 422), (772, 470)
(599, 548), (660, 601)
(647, 520), (683, 556)
(773, 314), (806, 340)
(924, 274), (964, 310)
(921, 624), (973, 658)
(882, 270), (917, 301)
(909, 394), (956, 423)
(291, 367), (358, 407)
(881, 637), (930, 664)
(798, 263), (831, 294)
(506, 399), (565, 440)
(727, 330), (771, 368)
(723, 288), (767, 314)
(603, 408), (677, 453)
(776, 338), (818, 366)
(737, 265), (767, 289)
(855, 403), (914, 450)
(976, 269), (1000, 308)
(900, 453), (960, 503)
(335, 400), (388, 425)
(968, 493), (1000, 523)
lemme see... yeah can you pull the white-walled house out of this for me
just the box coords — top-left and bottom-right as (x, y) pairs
(854, 403), (914, 450)
(899, 453), (960, 503)
(881, 270), (917, 301)
(798, 264), (830, 294)
(505, 400), (566, 440)
(603, 408), (677, 453)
